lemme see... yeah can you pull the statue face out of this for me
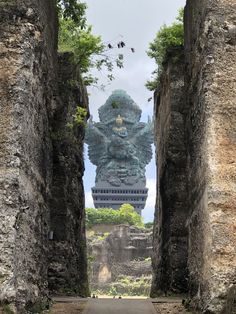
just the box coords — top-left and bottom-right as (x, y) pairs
(115, 115), (123, 126)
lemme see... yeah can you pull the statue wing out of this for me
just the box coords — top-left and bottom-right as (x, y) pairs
(85, 121), (109, 166)
(130, 121), (154, 165)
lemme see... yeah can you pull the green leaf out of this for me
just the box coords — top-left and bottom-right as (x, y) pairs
(146, 8), (184, 90)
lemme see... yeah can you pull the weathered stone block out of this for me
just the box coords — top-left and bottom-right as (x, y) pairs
(88, 224), (153, 294)
(152, 1), (236, 312)
(185, 0), (236, 312)
(48, 53), (89, 297)
(0, 1), (90, 311)
(151, 50), (189, 297)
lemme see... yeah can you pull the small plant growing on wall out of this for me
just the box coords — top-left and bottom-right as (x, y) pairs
(57, 1), (129, 88)
(73, 106), (87, 126)
(146, 8), (184, 90)
(111, 101), (120, 109)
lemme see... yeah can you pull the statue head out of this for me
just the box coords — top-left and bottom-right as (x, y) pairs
(98, 90), (142, 125)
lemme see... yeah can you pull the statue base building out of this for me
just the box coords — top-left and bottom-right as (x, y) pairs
(92, 182), (148, 215)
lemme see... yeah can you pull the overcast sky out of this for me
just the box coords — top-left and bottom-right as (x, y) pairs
(83, 0), (186, 222)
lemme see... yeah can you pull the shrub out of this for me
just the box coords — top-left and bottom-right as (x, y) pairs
(108, 275), (152, 296)
(1, 304), (14, 314)
(86, 204), (144, 229)
(58, 17), (105, 78)
(73, 106), (87, 126)
(146, 8), (184, 90)
(56, 0), (87, 24)
(57, 1), (125, 87)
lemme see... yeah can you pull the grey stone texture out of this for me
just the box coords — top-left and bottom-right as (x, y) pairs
(152, 0), (236, 313)
(0, 1), (89, 312)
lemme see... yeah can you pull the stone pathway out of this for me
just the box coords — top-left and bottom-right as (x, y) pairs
(44, 297), (87, 314)
(153, 301), (191, 314)
(83, 298), (157, 314)
(45, 296), (191, 314)
(47, 299), (87, 314)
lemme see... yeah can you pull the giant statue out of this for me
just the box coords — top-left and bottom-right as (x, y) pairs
(85, 90), (154, 214)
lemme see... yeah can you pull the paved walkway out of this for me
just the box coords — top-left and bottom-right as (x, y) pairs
(83, 298), (157, 314)
(51, 296), (187, 314)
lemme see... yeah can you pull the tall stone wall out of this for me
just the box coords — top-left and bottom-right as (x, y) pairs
(152, 0), (236, 312)
(0, 1), (89, 311)
(0, 0), (57, 310)
(48, 53), (89, 297)
(151, 49), (189, 297)
(185, 0), (236, 312)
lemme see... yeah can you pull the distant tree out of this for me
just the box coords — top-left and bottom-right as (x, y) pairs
(86, 205), (144, 229)
(146, 8), (184, 91)
(119, 204), (144, 227)
(119, 203), (135, 214)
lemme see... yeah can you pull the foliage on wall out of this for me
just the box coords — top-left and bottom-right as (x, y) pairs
(146, 8), (184, 91)
(57, 0), (126, 88)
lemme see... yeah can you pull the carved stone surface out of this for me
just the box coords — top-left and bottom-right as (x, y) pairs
(48, 53), (89, 298)
(185, 0), (236, 312)
(85, 90), (153, 212)
(87, 224), (153, 295)
(85, 90), (153, 187)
